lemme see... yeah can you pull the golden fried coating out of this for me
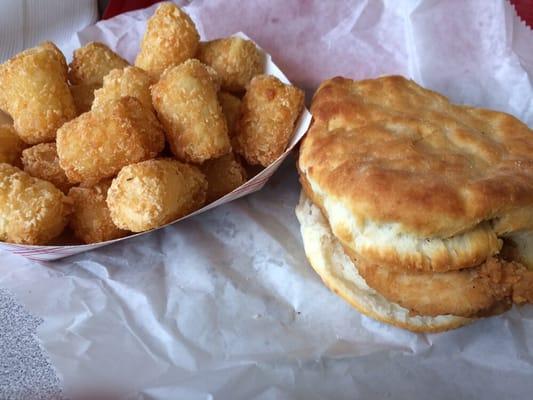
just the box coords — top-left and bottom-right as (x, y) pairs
(0, 111), (12, 125)
(41, 41), (68, 72)
(504, 231), (533, 270)
(218, 91), (241, 139)
(68, 42), (129, 86)
(235, 75), (304, 167)
(0, 42), (76, 144)
(57, 97), (165, 185)
(200, 153), (247, 202)
(298, 191), (533, 327)
(0, 124), (27, 166)
(0, 163), (70, 244)
(68, 180), (127, 244)
(70, 83), (99, 114)
(152, 59), (231, 163)
(107, 159), (207, 232)
(296, 193), (470, 333)
(197, 37), (264, 93)
(21, 143), (73, 193)
(357, 256), (533, 318)
(92, 66), (154, 111)
(135, 2), (199, 79)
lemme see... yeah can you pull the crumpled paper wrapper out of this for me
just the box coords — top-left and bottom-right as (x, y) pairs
(1, 0), (533, 398)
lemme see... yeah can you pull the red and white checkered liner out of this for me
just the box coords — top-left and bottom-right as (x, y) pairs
(0, 27), (312, 260)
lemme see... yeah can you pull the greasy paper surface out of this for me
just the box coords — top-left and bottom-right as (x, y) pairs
(1, 1), (533, 399)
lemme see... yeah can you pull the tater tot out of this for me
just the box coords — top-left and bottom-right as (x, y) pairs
(0, 163), (70, 244)
(0, 111), (12, 125)
(107, 159), (207, 232)
(22, 143), (73, 193)
(0, 124), (27, 166)
(197, 37), (264, 93)
(0, 42), (77, 144)
(218, 92), (241, 138)
(92, 66), (154, 111)
(235, 75), (304, 167)
(68, 180), (127, 244)
(68, 42), (129, 86)
(42, 41), (68, 72)
(57, 97), (165, 185)
(152, 59), (231, 163)
(200, 153), (247, 202)
(70, 83), (99, 114)
(135, 2), (200, 79)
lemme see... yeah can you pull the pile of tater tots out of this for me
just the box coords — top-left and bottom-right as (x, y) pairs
(0, 2), (304, 245)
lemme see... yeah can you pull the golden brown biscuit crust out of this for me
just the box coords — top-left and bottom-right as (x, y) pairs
(299, 76), (533, 240)
(299, 171), (502, 273)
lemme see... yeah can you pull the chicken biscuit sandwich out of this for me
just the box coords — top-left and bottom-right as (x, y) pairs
(296, 76), (533, 332)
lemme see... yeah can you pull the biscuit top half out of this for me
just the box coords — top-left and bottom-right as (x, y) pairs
(299, 76), (533, 239)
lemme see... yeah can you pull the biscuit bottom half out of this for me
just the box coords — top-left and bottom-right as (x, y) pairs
(296, 192), (533, 332)
(295, 191), (471, 333)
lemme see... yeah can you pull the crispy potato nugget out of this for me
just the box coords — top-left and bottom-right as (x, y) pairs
(135, 2), (200, 79)
(107, 159), (207, 232)
(0, 111), (12, 125)
(198, 37), (264, 93)
(152, 59), (231, 163)
(92, 66), (154, 111)
(68, 180), (127, 244)
(70, 83), (99, 114)
(22, 143), (72, 193)
(0, 163), (70, 244)
(57, 97), (165, 185)
(68, 42), (129, 86)
(218, 92), (241, 139)
(235, 75), (304, 166)
(200, 153), (247, 202)
(41, 41), (68, 72)
(0, 42), (76, 144)
(0, 124), (27, 166)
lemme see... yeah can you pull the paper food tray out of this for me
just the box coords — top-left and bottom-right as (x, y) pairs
(0, 27), (312, 261)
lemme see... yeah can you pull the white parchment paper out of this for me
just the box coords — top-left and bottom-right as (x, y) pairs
(1, 1), (533, 398)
